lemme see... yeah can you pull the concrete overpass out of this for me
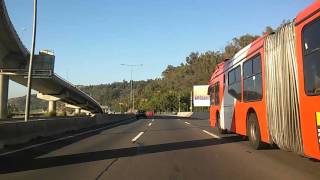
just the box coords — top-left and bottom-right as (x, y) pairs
(0, 0), (103, 118)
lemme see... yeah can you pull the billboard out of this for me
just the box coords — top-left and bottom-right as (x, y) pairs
(193, 85), (210, 107)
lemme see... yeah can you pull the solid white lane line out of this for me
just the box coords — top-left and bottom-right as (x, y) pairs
(132, 132), (144, 142)
(202, 130), (221, 139)
(0, 120), (131, 156)
(148, 123), (152, 126)
(184, 122), (191, 125)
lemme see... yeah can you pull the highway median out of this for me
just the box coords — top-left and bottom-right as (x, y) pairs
(0, 114), (136, 151)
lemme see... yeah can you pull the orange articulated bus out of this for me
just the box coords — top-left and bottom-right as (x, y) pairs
(209, 1), (320, 160)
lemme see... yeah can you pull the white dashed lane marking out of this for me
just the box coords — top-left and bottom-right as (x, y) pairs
(202, 130), (221, 139)
(132, 132), (144, 142)
(184, 122), (191, 125)
(132, 120), (154, 143)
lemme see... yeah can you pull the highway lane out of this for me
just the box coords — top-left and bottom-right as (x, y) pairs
(0, 116), (319, 180)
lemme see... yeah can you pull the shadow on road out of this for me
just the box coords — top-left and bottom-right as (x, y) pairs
(0, 118), (138, 169)
(0, 136), (243, 174)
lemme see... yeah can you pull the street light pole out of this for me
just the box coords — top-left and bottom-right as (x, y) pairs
(24, 0), (38, 122)
(130, 67), (133, 111)
(178, 94), (181, 112)
(190, 90), (193, 112)
(120, 64), (142, 113)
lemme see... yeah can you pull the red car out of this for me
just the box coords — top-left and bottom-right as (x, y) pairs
(146, 111), (154, 118)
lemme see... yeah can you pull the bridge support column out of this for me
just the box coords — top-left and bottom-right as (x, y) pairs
(48, 100), (56, 116)
(37, 93), (60, 116)
(65, 104), (84, 116)
(75, 108), (81, 115)
(0, 75), (9, 119)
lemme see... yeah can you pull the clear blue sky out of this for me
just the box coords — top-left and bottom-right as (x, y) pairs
(6, 0), (313, 98)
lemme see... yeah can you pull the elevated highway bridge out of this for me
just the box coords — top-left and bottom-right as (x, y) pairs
(0, 0), (102, 119)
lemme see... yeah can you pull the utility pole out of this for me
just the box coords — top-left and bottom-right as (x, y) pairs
(133, 89), (135, 111)
(130, 67), (133, 111)
(120, 64), (142, 113)
(190, 90), (193, 112)
(178, 94), (181, 112)
(25, 0), (38, 122)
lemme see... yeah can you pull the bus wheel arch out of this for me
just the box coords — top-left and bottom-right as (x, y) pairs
(246, 108), (264, 149)
(216, 110), (227, 134)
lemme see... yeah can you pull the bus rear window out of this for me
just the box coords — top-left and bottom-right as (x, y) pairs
(303, 18), (320, 96)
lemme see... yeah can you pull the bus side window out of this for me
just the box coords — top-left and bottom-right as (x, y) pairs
(215, 82), (220, 105)
(228, 65), (242, 100)
(210, 86), (215, 105)
(243, 54), (263, 102)
(302, 17), (320, 95)
(210, 82), (220, 106)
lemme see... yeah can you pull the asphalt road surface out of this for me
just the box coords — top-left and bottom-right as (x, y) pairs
(0, 116), (319, 180)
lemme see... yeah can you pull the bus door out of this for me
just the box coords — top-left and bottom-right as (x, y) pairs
(223, 65), (241, 130)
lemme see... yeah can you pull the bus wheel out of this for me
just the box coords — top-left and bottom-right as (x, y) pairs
(247, 113), (263, 149)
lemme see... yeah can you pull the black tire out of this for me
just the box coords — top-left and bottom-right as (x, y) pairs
(247, 113), (264, 149)
(216, 113), (227, 134)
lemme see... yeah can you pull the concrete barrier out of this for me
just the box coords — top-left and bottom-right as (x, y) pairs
(0, 114), (135, 149)
(176, 112), (193, 117)
(177, 112), (209, 120)
(190, 112), (209, 119)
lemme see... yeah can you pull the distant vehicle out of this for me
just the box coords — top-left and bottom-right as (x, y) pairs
(136, 110), (146, 119)
(146, 111), (154, 118)
(209, 1), (320, 160)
